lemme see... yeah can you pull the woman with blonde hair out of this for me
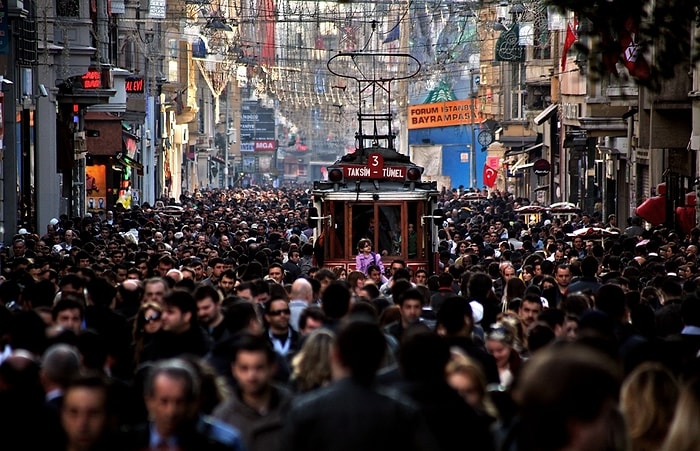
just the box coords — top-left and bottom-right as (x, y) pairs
(661, 377), (700, 451)
(290, 328), (335, 393)
(620, 362), (679, 451)
(446, 350), (498, 424)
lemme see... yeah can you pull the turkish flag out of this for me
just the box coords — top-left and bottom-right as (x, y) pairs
(619, 17), (650, 81)
(483, 165), (497, 188)
(561, 18), (578, 71)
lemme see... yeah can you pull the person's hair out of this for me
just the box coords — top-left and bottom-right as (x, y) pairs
(291, 328), (335, 393)
(357, 238), (373, 251)
(504, 277), (526, 302)
(332, 266), (346, 279)
(232, 333), (276, 365)
(436, 296), (473, 335)
(516, 343), (623, 451)
(467, 273), (493, 300)
(396, 287), (423, 307)
(162, 289), (197, 321)
(51, 297), (85, 321)
(144, 358), (200, 403)
(132, 302), (163, 361)
(446, 351), (498, 418)
(334, 316), (386, 385)
(298, 305), (325, 331)
(346, 270), (365, 289)
(378, 304), (401, 327)
(223, 301), (259, 334)
(41, 343), (81, 387)
(621, 362), (679, 451)
(63, 372), (114, 412)
(360, 283), (380, 300)
(194, 285), (222, 304)
(399, 329), (450, 383)
(661, 378), (700, 451)
(314, 268), (336, 282)
(321, 282), (351, 319)
(595, 284), (627, 323)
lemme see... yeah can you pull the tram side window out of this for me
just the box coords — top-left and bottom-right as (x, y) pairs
(407, 202), (419, 259)
(330, 202), (345, 259)
(378, 206), (401, 257)
(352, 205), (374, 256)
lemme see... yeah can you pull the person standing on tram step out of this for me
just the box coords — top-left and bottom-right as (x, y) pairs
(356, 238), (386, 280)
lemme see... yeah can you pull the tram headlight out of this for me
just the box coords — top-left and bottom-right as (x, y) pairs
(328, 168), (343, 183)
(406, 167), (421, 181)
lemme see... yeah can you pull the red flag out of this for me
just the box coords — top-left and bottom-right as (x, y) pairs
(483, 165), (497, 188)
(561, 18), (578, 71)
(619, 17), (650, 80)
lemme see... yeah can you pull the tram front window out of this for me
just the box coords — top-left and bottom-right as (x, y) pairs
(352, 205), (401, 257)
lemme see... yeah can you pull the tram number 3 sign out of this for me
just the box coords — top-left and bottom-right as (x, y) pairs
(368, 152), (383, 179)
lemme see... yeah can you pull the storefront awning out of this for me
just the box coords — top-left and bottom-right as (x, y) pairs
(498, 135), (538, 149)
(117, 153), (144, 175)
(534, 103), (558, 125)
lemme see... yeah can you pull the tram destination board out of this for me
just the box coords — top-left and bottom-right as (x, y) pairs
(342, 165), (406, 180)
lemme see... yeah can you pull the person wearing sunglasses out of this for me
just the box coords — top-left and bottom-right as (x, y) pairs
(264, 297), (300, 360)
(131, 302), (163, 366)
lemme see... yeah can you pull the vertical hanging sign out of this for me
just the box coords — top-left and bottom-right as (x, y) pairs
(0, 0), (8, 54)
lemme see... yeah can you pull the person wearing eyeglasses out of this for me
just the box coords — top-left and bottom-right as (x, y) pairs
(264, 297), (300, 360)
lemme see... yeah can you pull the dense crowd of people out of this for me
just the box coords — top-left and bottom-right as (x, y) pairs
(0, 184), (700, 451)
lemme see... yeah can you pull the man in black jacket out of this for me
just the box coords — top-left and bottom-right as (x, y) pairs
(282, 316), (438, 451)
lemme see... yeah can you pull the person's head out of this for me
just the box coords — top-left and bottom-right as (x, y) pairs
(595, 284), (628, 324)
(194, 285), (222, 328)
(446, 352), (491, 412)
(161, 290), (197, 334)
(41, 343), (81, 390)
(501, 262), (516, 281)
(298, 305), (325, 335)
(143, 278), (169, 305)
(555, 264), (572, 289)
(136, 301), (163, 335)
(218, 269), (236, 295)
(52, 297), (85, 334)
(414, 269), (428, 286)
(518, 293), (543, 328)
(60, 373), (114, 450)
(331, 316), (386, 385)
(516, 343), (623, 451)
(264, 298), (291, 333)
(290, 277), (313, 303)
(291, 328), (335, 393)
(399, 328), (450, 383)
(485, 322), (516, 368)
(620, 362), (679, 451)
(357, 238), (373, 254)
(321, 282), (351, 320)
(144, 358), (201, 437)
(230, 333), (277, 397)
(436, 296), (474, 337)
(314, 268), (337, 295)
(662, 377), (700, 451)
(397, 288), (424, 328)
(157, 255), (176, 277)
(267, 263), (284, 284)
(209, 257), (225, 279)
(367, 264), (382, 284)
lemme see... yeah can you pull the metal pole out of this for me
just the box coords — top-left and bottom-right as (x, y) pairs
(224, 81), (229, 189)
(470, 69), (477, 189)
